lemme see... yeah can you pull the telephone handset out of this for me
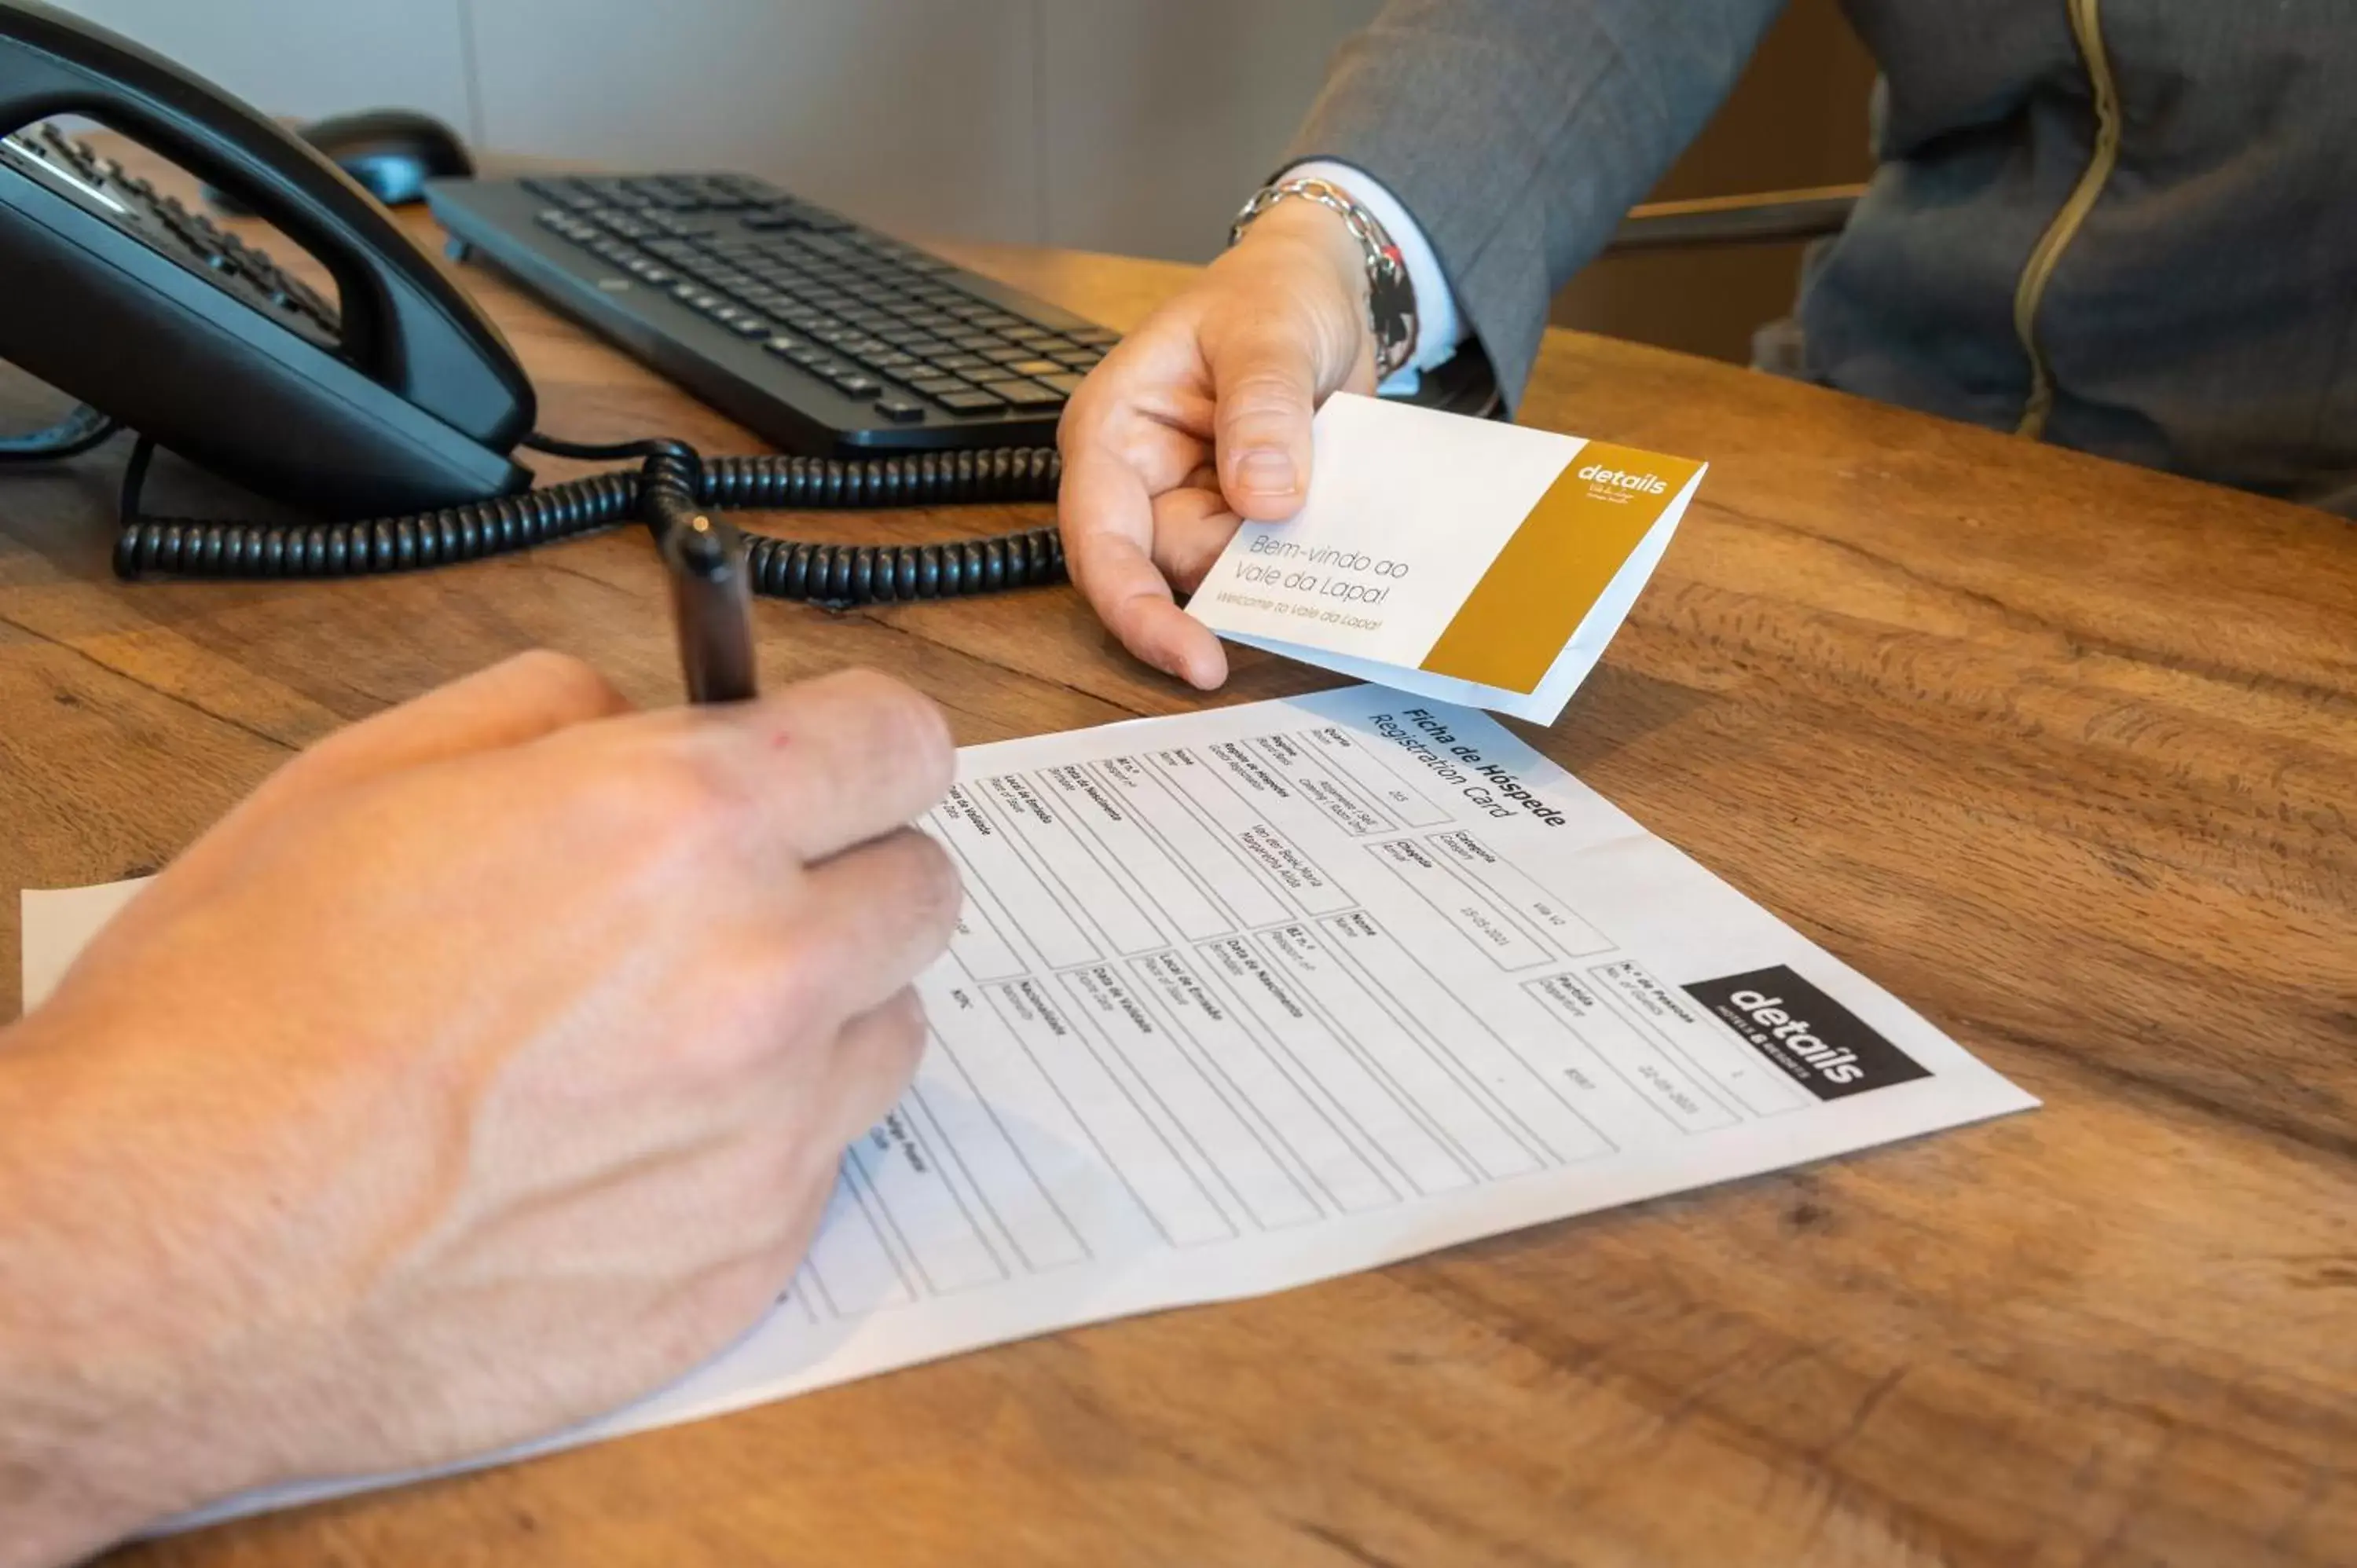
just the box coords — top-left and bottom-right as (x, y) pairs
(0, 0), (1066, 601)
(0, 0), (533, 514)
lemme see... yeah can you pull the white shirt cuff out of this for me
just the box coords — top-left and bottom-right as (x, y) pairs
(1280, 159), (1471, 396)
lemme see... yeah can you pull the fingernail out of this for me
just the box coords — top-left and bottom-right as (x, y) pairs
(1235, 449), (1296, 496)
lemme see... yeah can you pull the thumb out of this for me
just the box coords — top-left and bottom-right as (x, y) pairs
(1208, 321), (1329, 522)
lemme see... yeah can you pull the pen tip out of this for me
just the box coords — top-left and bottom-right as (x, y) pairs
(668, 514), (733, 574)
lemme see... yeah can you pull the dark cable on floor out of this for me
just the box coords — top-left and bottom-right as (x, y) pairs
(111, 434), (1067, 606)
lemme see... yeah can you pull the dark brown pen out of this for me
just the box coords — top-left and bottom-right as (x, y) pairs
(662, 509), (757, 704)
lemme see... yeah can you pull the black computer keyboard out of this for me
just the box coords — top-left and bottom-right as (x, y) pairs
(428, 172), (1118, 457)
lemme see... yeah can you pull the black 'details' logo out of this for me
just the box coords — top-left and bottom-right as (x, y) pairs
(1682, 965), (1930, 1101)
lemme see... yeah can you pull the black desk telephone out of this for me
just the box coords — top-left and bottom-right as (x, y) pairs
(0, 0), (1071, 603)
(0, 0), (1497, 603)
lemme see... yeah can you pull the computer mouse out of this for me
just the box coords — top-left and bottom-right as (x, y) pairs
(299, 109), (474, 206)
(208, 108), (474, 214)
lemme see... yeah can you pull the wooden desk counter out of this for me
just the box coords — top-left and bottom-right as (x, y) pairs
(1, 181), (2352, 1567)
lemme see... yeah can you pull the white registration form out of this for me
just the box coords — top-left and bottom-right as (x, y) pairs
(22, 686), (2035, 1525)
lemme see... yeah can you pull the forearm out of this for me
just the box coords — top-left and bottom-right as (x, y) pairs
(1283, 0), (1791, 404)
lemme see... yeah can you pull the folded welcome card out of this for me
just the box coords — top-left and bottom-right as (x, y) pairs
(1187, 394), (1706, 723)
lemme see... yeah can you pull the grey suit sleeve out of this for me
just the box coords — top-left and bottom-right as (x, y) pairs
(1284, 0), (1789, 407)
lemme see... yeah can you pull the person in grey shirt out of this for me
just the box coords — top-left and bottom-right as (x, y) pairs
(1058, 0), (2357, 691)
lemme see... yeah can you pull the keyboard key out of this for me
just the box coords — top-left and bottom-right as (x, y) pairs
(874, 396), (926, 423)
(1052, 349), (1105, 369)
(934, 388), (1007, 413)
(951, 332), (1001, 353)
(930, 354), (988, 372)
(978, 346), (1032, 365)
(867, 352), (919, 372)
(764, 335), (812, 356)
(1066, 327), (1120, 346)
(909, 376), (969, 396)
(1036, 372), (1086, 395)
(784, 345), (828, 368)
(725, 316), (774, 338)
(1004, 357), (1065, 377)
(973, 379), (1065, 408)
(829, 371), (882, 396)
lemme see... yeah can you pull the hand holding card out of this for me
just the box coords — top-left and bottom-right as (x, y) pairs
(1186, 394), (1707, 723)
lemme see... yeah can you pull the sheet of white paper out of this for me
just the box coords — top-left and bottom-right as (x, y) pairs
(21, 687), (2036, 1528)
(19, 877), (147, 1003)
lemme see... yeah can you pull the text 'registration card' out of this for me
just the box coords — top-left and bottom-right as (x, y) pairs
(1187, 394), (1706, 723)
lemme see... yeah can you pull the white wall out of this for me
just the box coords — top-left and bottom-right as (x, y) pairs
(44, 0), (1384, 260)
(52, 0), (481, 134)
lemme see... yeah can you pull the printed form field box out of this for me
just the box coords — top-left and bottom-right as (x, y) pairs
(930, 786), (1098, 970)
(1058, 965), (1321, 1231)
(1299, 724), (1456, 828)
(1200, 936), (1473, 1197)
(1133, 951), (1399, 1214)
(915, 1002), (1095, 1273)
(1241, 733), (1393, 836)
(984, 773), (1165, 957)
(1143, 748), (1355, 916)
(1522, 974), (1739, 1134)
(1590, 960), (1813, 1118)
(945, 884), (1028, 983)
(1039, 763), (1230, 942)
(1091, 755), (1291, 929)
(1426, 830), (1614, 958)
(1317, 910), (1614, 1163)
(985, 978), (1236, 1246)
(801, 1164), (916, 1317)
(847, 1106), (1009, 1295)
(1362, 838), (1552, 971)
(1258, 924), (1541, 1183)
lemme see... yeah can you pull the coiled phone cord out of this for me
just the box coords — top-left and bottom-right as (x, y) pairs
(109, 431), (1068, 606)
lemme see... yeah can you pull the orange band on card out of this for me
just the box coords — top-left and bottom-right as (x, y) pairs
(1418, 442), (1702, 694)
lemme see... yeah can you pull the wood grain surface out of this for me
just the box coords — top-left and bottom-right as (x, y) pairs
(1, 148), (2352, 1568)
